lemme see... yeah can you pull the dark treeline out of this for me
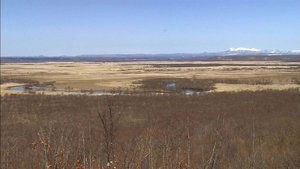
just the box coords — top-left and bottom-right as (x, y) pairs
(1, 91), (300, 169)
(1, 55), (300, 63)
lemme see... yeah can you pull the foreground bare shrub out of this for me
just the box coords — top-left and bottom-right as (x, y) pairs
(1, 90), (300, 169)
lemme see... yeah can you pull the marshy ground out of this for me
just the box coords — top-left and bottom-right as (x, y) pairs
(1, 61), (300, 95)
(1, 60), (300, 169)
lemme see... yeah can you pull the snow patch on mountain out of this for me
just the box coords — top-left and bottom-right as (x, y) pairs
(291, 50), (300, 53)
(229, 48), (261, 52)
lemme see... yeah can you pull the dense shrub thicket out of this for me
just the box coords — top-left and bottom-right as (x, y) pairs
(1, 90), (300, 169)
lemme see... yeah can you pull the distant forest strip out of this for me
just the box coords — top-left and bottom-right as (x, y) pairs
(1, 54), (300, 63)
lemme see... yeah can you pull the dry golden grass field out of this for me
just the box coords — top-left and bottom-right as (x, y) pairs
(1, 60), (300, 95)
(1, 60), (300, 169)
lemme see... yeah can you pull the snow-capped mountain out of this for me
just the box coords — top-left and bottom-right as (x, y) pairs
(229, 48), (261, 52)
(218, 48), (300, 56)
(291, 50), (300, 54)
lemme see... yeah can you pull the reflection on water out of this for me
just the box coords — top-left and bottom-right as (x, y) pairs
(7, 83), (209, 95)
(166, 82), (176, 89)
(165, 82), (207, 95)
(8, 85), (114, 95)
(8, 85), (50, 92)
(9, 86), (26, 91)
(183, 89), (195, 94)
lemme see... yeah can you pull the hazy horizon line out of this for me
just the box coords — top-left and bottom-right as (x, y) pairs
(2, 48), (300, 57)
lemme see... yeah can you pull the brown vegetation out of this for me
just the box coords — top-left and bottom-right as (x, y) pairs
(146, 63), (300, 68)
(1, 90), (300, 169)
(136, 78), (215, 93)
(1, 61), (300, 91)
(0, 77), (37, 85)
(137, 77), (277, 93)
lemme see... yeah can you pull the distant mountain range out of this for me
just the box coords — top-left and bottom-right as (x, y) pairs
(1, 48), (300, 62)
(3, 48), (300, 58)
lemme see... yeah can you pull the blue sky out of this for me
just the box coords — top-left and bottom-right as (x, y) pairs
(1, 0), (300, 56)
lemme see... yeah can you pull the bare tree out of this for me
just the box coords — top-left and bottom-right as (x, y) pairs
(96, 97), (121, 165)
